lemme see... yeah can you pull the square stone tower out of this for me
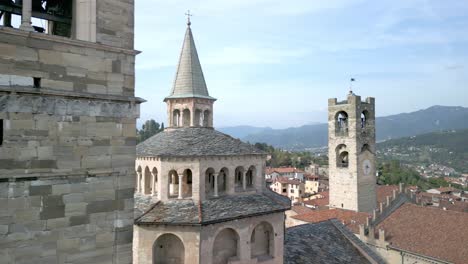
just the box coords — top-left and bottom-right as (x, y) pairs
(0, 1), (142, 263)
(328, 92), (377, 213)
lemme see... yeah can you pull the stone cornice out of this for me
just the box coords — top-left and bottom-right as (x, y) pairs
(0, 88), (142, 118)
(0, 26), (141, 56)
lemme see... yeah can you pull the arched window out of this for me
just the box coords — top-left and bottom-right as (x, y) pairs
(234, 167), (244, 191)
(152, 167), (158, 195)
(251, 222), (274, 259)
(183, 169), (193, 198)
(335, 111), (348, 136)
(213, 228), (239, 264)
(203, 110), (210, 127)
(182, 109), (191, 127)
(246, 166), (256, 188)
(361, 110), (369, 128)
(361, 144), (371, 153)
(205, 168), (215, 196)
(194, 109), (202, 126)
(144, 166), (151, 194)
(219, 168), (228, 194)
(153, 234), (185, 264)
(173, 110), (180, 127)
(168, 170), (179, 198)
(336, 144), (349, 168)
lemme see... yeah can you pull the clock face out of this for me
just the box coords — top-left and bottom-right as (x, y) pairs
(363, 160), (372, 175)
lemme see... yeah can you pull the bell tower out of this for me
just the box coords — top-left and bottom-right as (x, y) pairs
(164, 19), (216, 129)
(328, 91), (377, 213)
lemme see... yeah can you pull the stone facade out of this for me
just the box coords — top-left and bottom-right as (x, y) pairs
(328, 92), (377, 213)
(0, 1), (141, 263)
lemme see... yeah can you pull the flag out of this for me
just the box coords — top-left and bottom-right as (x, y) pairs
(350, 78), (355, 82)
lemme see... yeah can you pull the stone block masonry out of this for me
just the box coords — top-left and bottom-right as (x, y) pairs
(0, 0), (141, 261)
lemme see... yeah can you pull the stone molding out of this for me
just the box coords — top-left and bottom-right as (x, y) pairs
(0, 89), (141, 118)
(0, 26), (140, 55)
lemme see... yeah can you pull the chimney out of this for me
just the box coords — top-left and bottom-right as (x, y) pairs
(380, 202), (384, 212)
(386, 196), (391, 206)
(393, 189), (397, 199)
(359, 225), (366, 238)
(399, 182), (403, 193)
(378, 229), (386, 243)
(373, 209), (377, 221)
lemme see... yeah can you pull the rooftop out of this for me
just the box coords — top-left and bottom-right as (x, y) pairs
(274, 177), (302, 185)
(377, 203), (468, 264)
(136, 128), (266, 157)
(135, 191), (291, 225)
(284, 221), (378, 264)
(266, 167), (305, 175)
(292, 209), (370, 234)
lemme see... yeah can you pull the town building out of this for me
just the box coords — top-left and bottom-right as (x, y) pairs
(304, 174), (319, 194)
(328, 91), (377, 213)
(266, 167), (305, 181)
(133, 20), (290, 264)
(270, 177), (305, 204)
(0, 1), (141, 263)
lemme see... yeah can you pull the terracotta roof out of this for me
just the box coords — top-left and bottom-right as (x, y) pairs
(438, 200), (468, 213)
(266, 167), (305, 175)
(436, 187), (460, 193)
(292, 209), (370, 234)
(304, 173), (319, 181)
(377, 203), (468, 264)
(291, 205), (313, 215)
(274, 176), (302, 185)
(376, 185), (399, 204)
(304, 197), (329, 208)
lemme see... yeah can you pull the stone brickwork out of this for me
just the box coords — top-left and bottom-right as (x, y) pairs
(0, 1), (140, 262)
(328, 93), (377, 213)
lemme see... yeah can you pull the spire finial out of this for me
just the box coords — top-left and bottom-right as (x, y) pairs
(185, 10), (192, 26)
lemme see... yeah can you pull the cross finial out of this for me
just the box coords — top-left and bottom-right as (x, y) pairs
(185, 10), (193, 26)
(349, 78), (355, 94)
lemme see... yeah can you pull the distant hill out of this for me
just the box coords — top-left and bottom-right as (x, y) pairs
(232, 106), (468, 150)
(217, 126), (273, 139)
(378, 129), (468, 173)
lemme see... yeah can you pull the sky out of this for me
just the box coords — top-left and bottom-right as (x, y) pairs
(135, 0), (468, 129)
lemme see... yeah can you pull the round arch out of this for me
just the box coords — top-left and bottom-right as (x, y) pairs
(361, 110), (369, 128)
(246, 166), (256, 188)
(234, 166), (245, 191)
(335, 111), (349, 136)
(250, 221), (275, 259)
(168, 170), (179, 198)
(153, 233), (185, 264)
(336, 144), (349, 168)
(182, 109), (191, 127)
(212, 228), (240, 264)
(219, 167), (229, 194)
(144, 166), (152, 194)
(205, 168), (215, 196)
(173, 109), (181, 127)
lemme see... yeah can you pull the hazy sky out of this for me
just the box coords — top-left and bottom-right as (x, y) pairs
(135, 0), (468, 129)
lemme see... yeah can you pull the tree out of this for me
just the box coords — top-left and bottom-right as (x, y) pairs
(137, 119), (164, 143)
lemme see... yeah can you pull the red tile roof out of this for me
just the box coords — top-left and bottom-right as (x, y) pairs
(377, 203), (468, 264)
(292, 209), (370, 234)
(376, 185), (399, 204)
(291, 205), (313, 215)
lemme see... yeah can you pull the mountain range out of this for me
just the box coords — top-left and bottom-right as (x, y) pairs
(218, 106), (468, 150)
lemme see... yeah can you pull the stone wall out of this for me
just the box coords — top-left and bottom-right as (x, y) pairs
(0, 9), (140, 263)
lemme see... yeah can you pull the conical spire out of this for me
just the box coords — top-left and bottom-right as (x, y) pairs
(165, 23), (215, 101)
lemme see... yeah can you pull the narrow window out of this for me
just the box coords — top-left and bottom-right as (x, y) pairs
(33, 77), (41, 88)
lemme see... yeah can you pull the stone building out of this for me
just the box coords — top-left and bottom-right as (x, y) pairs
(270, 177), (305, 204)
(133, 21), (290, 264)
(0, 1), (141, 263)
(328, 91), (377, 213)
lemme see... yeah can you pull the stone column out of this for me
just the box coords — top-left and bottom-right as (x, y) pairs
(242, 171), (246, 190)
(19, 0), (34, 31)
(214, 173), (219, 197)
(136, 171), (142, 193)
(178, 174), (183, 199)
